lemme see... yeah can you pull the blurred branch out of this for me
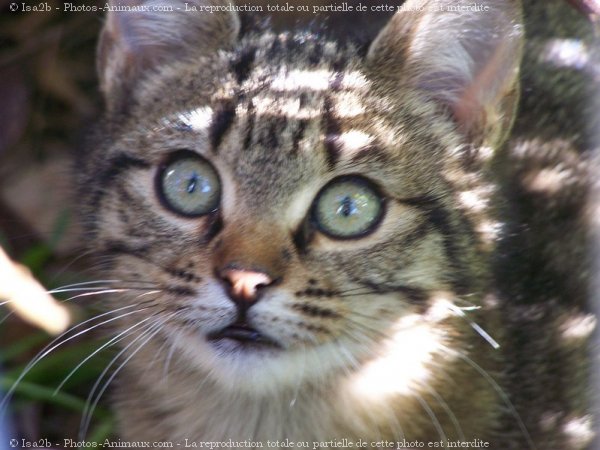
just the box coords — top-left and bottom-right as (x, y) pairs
(0, 245), (70, 335)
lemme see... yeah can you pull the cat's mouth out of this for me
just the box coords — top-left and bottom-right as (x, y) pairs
(207, 322), (281, 351)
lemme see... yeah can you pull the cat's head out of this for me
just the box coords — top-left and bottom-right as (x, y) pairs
(83, 0), (522, 393)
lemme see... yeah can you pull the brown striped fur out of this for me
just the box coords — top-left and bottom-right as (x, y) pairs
(80, 0), (597, 448)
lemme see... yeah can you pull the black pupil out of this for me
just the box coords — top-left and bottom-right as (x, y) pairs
(187, 172), (199, 194)
(339, 196), (355, 217)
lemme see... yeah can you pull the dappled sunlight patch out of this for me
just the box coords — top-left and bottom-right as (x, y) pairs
(541, 38), (590, 70)
(559, 313), (597, 342)
(346, 311), (449, 400)
(562, 415), (595, 448)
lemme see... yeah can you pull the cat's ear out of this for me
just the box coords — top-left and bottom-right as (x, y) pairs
(368, 0), (523, 147)
(98, 0), (240, 113)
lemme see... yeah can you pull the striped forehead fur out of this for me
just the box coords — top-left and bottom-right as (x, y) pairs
(147, 29), (449, 176)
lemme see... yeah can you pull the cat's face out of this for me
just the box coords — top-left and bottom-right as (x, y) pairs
(84, 1), (522, 392)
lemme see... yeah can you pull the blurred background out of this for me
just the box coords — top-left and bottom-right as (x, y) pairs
(0, 0), (113, 444)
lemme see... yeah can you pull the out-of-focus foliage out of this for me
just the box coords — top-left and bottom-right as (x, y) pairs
(0, 0), (110, 443)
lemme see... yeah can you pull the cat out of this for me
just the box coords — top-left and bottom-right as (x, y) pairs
(77, 0), (598, 448)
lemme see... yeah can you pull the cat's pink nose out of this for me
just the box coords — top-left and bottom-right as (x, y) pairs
(220, 269), (273, 304)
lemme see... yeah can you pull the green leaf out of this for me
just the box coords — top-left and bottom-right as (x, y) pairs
(0, 331), (49, 363)
(20, 244), (52, 274)
(5, 339), (112, 387)
(0, 376), (109, 418)
(87, 416), (116, 443)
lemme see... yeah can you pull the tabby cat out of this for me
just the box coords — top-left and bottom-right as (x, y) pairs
(79, 0), (597, 448)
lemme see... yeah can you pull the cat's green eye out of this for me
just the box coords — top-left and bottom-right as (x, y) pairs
(313, 177), (385, 239)
(157, 151), (221, 217)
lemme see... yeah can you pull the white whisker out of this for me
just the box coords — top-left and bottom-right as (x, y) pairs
(48, 280), (124, 292)
(424, 383), (465, 441)
(442, 345), (536, 450)
(79, 315), (171, 439)
(137, 290), (162, 298)
(53, 315), (156, 395)
(0, 304), (146, 415)
(447, 303), (500, 350)
(53, 287), (156, 296)
(162, 328), (182, 380)
(414, 392), (447, 443)
(53, 279), (157, 289)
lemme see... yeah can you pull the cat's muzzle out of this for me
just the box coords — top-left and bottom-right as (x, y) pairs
(207, 321), (281, 351)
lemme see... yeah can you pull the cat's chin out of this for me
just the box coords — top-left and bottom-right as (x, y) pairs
(172, 328), (334, 394)
(193, 339), (306, 394)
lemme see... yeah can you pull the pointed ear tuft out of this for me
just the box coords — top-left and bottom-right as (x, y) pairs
(98, 0), (240, 114)
(368, 0), (523, 147)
